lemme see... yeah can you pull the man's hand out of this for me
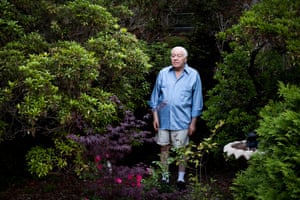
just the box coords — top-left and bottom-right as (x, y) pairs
(188, 118), (197, 136)
(152, 111), (159, 132)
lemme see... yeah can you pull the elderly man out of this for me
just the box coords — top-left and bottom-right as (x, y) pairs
(149, 46), (203, 190)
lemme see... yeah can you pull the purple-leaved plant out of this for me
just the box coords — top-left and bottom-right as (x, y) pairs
(67, 109), (154, 164)
(67, 95), (153, 163)
(67, 96), (187, 199)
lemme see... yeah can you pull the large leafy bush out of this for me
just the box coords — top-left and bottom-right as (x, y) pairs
(0, 0), (153, 178)
(231, 82), (300, 199)
(202, 0), (300, 159)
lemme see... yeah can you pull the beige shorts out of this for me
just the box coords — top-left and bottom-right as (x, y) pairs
(155, 129), (189, 148)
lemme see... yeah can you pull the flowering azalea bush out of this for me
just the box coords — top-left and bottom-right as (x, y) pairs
(66, 98), (222, 199)
(83, 156), (147, 200)
(83, 155), (187, 200)
(65, 106), (155, 199)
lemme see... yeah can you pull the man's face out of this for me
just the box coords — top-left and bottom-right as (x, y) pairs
(171, 48), (187, 69)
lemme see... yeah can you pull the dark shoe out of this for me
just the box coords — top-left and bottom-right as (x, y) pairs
(176, 181), (186, 191)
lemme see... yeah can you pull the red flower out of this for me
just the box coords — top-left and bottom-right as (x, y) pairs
(94, 155), (101, 163)
(136, 174), (142, 181)
(136, 175), (142, 187)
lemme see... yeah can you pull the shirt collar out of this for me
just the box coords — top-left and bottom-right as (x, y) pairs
(169, 64), (191, 74)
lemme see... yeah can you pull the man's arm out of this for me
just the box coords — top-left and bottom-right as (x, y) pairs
(188, 117), (197, 136)
(152, 111), (159, 132)
(189, 72), (202, 135)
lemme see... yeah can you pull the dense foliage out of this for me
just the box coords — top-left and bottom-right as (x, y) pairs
(202, 0), (300, 157)
(201, 0), (300, 198)
(0, 0), (155, 178)
(231, 82), (300, 199)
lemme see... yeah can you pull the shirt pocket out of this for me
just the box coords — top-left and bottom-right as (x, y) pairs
(180, 90), (192, 103)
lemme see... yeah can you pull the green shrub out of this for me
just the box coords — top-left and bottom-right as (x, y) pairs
(26, 139), (84, 178)
(231, 82), (300, 200)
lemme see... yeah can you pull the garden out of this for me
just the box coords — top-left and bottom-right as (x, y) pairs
(0, 0), (299, 199)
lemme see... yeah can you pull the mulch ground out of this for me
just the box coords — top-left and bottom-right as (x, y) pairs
(0, 175), (88, 200)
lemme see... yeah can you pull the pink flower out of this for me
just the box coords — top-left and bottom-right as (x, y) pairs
(136, 175), (142, 187)
(136, 174), (142, 181)
(115, 178), (122, 184)
(94, 155), (101, 163)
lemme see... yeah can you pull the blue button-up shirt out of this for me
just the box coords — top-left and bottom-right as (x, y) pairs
(149, 64), (203, 130)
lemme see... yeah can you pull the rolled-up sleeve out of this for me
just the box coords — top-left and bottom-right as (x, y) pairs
(191, 73), (203, 118)
(149, 73), (161, 111)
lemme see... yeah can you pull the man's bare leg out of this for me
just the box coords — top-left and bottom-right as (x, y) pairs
(160, 145), (170, 182)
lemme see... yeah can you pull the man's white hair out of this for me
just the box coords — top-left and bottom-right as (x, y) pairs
(171, 46), (188, 57)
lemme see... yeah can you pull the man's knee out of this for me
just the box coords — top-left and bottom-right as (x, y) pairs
(161, 145), (169, 152)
